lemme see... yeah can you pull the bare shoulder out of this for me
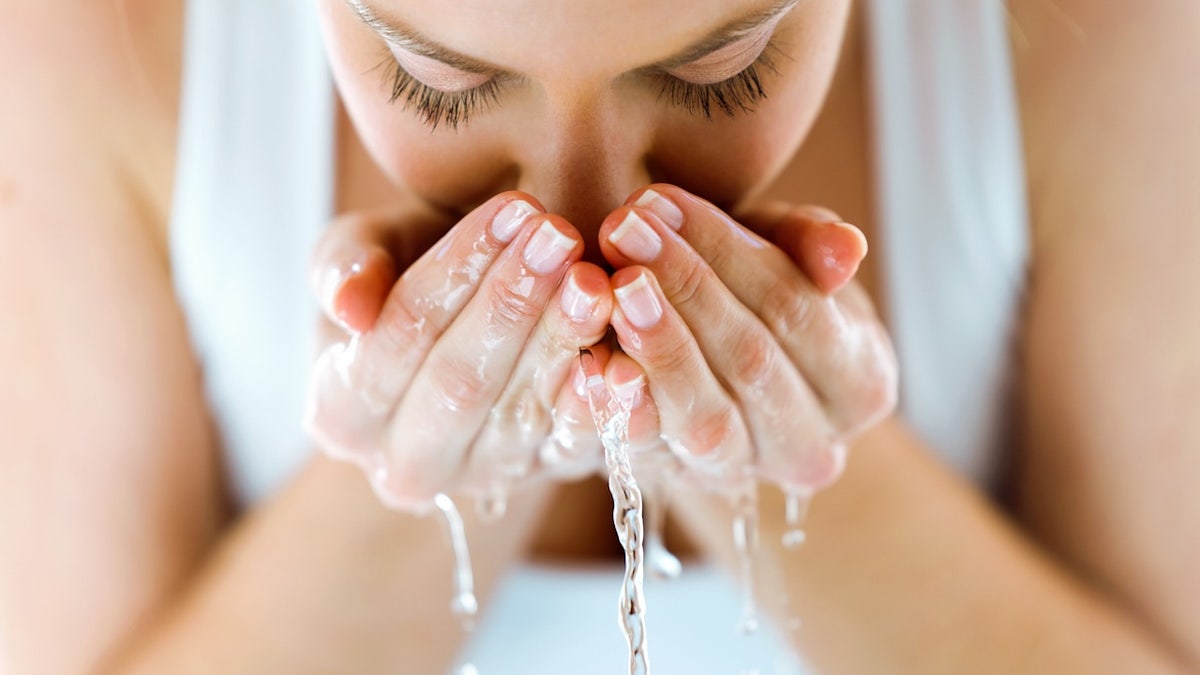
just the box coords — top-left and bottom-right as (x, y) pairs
(1007, 0), (1200, 237)
(0, 0), (183, 225)
(0, 2), (223, 673)
(1006, 0), (1200, 667)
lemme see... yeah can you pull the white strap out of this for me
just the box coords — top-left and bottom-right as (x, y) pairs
(863, 0), (1031, 486)
(170, 0), (334, 506)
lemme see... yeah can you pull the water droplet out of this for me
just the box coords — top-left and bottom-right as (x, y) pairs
(782, 487), (813, 549)
(433, 493), (478, 633)
(732, 484), (760, 637)
(475, 490), (508, 523)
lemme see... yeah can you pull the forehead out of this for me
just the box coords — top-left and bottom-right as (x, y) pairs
(374, 0), (780, 78)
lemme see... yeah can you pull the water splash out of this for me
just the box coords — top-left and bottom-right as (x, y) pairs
(782, 488), (813, 549)
(731, 485), (760, 636)
(433, 493), (478, 630)
(582, 351), (651, 675)
(644, 482), (682, 581)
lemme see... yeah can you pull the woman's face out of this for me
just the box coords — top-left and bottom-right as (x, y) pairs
(318, 0), (851, 241)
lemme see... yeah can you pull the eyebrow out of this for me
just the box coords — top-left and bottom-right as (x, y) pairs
(346, 0), (800, 76)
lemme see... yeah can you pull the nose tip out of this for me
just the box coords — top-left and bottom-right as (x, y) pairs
(517, 165), (651, 266)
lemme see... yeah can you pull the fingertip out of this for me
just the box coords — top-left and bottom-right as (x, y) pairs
(775, 215), (868, 295)
(330, 247), (396, 333)
(559, 262), (614, 325)
(493, 190), (547, 215)
(596, 206), (640, 269)
(610, 264), (654, 289)
(605, 351), (648, 407)
(801, 221), (868, 295)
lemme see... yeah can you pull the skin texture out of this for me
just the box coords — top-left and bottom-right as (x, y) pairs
(1, 1), (1199, 674)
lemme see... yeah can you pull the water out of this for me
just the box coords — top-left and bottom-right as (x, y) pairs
(582, 351), (651, 675)
(475, 490), (508, 523)
(782, 488), (813, 549)
(645, 482), (682, 580)
(433, 493), (479, 630)
(731, 485), (761, 636)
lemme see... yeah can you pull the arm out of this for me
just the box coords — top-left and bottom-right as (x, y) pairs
(676, 3), (1200, 672)
(0, 7), (552, 674)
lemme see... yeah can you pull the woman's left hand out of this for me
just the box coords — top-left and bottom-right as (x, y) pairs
(595, 184), (899, 495)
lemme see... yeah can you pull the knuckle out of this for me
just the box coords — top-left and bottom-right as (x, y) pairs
(638, 334), (695, 373)
(760, 277), (817, 338)
(429, 357), (492, 413)
(375, 284), (431, 352)
(729, 329), (780, 393)
(487, 279), (544, 328)
(838, 329), (900, 434)
(685, 406), (742, 460)
(488, 386), (551, 447)
(698, 238), (731, 275)
(669, 259), (710, 308)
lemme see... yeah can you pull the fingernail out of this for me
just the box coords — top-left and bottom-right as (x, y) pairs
(585, 374), (609, 404)
(572, 361), (590, 398)
(524, 220), (576, 274)
(491, 199), (538, 244)
(634, 188), (684, 231)
(560, 274), (598, 323)
(612, 374), (645, 405)
(608, 211), (662, 263)
(614, 273), (662, 329)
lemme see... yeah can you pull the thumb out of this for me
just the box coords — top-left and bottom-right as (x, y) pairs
(309, 212), (399, 334)
(740, 202), (868, 295)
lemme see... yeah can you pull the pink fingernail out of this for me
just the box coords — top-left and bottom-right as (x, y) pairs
(560, 274), (598, 322)
(634, 188), (684, 231)
(608, 211), (662, 263)
(491, 199), (538, 244)
(614, 273), (663, 329)
(612, 374), (645, 405)
(524, 221), (576, 274)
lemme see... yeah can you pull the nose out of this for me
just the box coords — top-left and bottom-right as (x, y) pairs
(514, 93), (652, 263)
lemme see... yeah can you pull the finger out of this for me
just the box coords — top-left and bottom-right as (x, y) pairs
(618, 185), (896, 436)
(305, 194), (542, 467)
(309, 212), (401, 333)
(381, 215), (583, 503)
(536, 342), (613, 481)
(607, 267), (755, 491)
(467, 261), (613, 487)
(599, 209), (843, 489)
(738, 203), (868, 295)
(602, 350), (679, 477)
(349, 193), (542, 416)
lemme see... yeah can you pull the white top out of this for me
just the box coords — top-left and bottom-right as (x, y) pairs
(169, 1), (1029, 673)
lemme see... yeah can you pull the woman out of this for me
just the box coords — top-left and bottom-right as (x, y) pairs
(2, 0), (1198, 673)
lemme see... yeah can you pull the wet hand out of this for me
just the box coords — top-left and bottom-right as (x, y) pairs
(304, 194), (614, 512)
(596, 185), (898, 495)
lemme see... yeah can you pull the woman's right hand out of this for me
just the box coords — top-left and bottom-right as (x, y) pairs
(304, 193), (614, 513)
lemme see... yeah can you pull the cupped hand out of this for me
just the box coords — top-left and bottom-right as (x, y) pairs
(596, 185), (899, 495)
(304, 193), (615, 512)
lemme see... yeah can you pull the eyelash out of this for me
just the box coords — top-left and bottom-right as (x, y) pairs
(654, 45), (780, 120)
(378, 42), (780, 130)
(379, 58), (505, 130)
